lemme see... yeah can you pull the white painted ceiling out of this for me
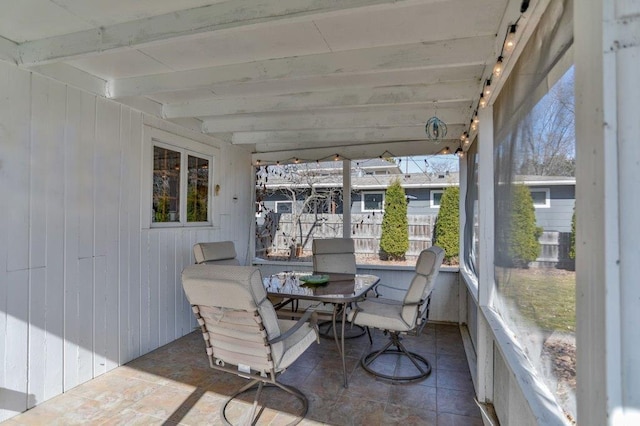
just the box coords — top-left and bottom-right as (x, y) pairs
(0, 0), (538, 162)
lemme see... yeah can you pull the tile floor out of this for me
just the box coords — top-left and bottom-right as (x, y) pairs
(4, 323), (481, 425)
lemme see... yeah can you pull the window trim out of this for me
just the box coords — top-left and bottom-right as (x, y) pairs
(530, 187), (551, 208)
(143, 126), (218, 229)
(361, 191), (385, 212)
(430, 189), (444, 209)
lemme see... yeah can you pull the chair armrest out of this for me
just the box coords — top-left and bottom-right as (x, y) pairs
(374, 283), (406, 298)
(268, 305), (319, 345)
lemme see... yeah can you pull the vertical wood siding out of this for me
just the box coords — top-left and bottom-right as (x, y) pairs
(0, 61), (252, 421)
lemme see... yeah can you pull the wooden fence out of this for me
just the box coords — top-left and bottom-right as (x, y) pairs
(257, 213), (435, 259)
(256, 212), (574, 268)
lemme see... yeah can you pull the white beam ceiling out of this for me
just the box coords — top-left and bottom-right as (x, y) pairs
(17, 0), (424, 66)
(0, 0), (531, 162)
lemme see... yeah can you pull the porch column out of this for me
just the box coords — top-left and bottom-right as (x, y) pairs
(342, 159), (351, 239)
(575, 0), (640, 424)
(476, 105), (495, 404)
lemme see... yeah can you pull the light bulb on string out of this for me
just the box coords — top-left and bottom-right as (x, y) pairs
(484, 79), (492, 97)
(504, 25), (517, 54)
(493, 56), (504, 77)
(479, 93), (487, 108)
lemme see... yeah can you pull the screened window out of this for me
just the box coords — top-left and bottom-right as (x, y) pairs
(493, 66), (576, 420)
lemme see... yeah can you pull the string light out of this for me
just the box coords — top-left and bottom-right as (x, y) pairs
(504, 24), (517, 54)
(479, 93), (487, 108)
(484, 79), (492, 97)
(493, 56), (504, 77)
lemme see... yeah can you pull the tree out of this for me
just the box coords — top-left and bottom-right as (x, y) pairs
(255, 163), (343, 259)
(504, 184), (543, 267)
(516, 68), (575, 177)
(569, 208), (576, 260)
(379, 179), (409, 260)
(434, 186), (460, 263)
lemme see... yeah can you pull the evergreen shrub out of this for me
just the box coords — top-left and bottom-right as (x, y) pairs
(379, 179), (409, 260)
(434, 186), (460, 263)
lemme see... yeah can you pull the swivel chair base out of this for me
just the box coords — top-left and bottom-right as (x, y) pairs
(361, 332), (432, 382)
(222, 379), (308, 426)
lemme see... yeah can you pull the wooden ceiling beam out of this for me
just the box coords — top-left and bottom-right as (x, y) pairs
(17, 0), (427, 67)
(201, 104), (471, 133)
(111, 36), (493, 98)
(166, 80), (477, 118)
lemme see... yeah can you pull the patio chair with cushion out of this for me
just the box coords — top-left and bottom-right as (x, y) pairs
(347, 245), (445, 382)
(193, 241), (240, 265)
(182, 264), (319, 425)
(311, 238), (365, 339)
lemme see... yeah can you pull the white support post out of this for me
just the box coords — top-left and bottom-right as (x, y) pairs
(575, 1), (640, 424)
(476, 105), (495, 403)
(458, 152), (468, 325)
(342, 160), (351, 239)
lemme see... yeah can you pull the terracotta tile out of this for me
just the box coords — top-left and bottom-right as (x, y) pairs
(436, 388), (481, 418)
(325, 394), (386, 426)
(341, 368), (392, 402)
(437, 412), (484, 426)
(388, 382), (437, 411)
(436, 369), (475, 393)
(127, 385), (195, 419)
(5, 325), (477, 426)
(383, 403), (438, 425)
(435, 353), (469, 372)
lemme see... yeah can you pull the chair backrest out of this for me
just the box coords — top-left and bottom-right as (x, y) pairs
(312, 238), (356, 274)
(182, 265), (283, 372)
(193, 241), (240, 265)
(402, 246), (445, 325)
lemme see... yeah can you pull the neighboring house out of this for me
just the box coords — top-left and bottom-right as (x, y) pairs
(259, 164), (576, 234)
(257, 163), (575, 267)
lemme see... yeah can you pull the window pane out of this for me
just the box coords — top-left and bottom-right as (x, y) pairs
(530, 189), (548, 207)
(363, 193), (383, 211)
(431, 191), (443, 207)
(187, 155), (209, 222)
(153, 146), (180, 223)
(494, 67), (576, 420)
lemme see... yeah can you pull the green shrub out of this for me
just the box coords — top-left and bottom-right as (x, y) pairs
(569, 208), (576, 260)
(508, 184), (542, 267)
(379, 179), (409, 260)
(434, 186), (460, 263)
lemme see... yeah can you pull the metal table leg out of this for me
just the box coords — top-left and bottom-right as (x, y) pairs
(331, 303), (349, 388)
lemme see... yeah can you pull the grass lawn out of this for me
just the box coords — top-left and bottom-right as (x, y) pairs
(496, 267), (576, 332)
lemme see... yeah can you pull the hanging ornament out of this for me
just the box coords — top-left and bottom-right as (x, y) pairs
(425, 116), (448, 143)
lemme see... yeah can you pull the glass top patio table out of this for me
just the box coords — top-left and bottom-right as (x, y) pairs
(264, 272), (379, 303)
(265, 272), (380, 388)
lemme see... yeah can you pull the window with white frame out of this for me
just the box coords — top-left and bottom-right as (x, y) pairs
(530, 188), (550, 208)
(362, 191), (384, 212)
(275, 201), (293, 214)
(145, 127), (216, 228)
(430, 190), (444, 208)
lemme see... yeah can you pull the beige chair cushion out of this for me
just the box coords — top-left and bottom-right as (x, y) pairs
(312, 238), (356, 274)
(193, 241), (240, 265)
(348, 246), (445, 332)
(182, 264), (316, 372)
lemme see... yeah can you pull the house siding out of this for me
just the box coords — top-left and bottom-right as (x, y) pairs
(532, 185), (575, 233)
(0, 60), (252, 421)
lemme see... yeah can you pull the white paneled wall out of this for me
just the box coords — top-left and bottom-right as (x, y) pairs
(0, 60), (252, 421)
